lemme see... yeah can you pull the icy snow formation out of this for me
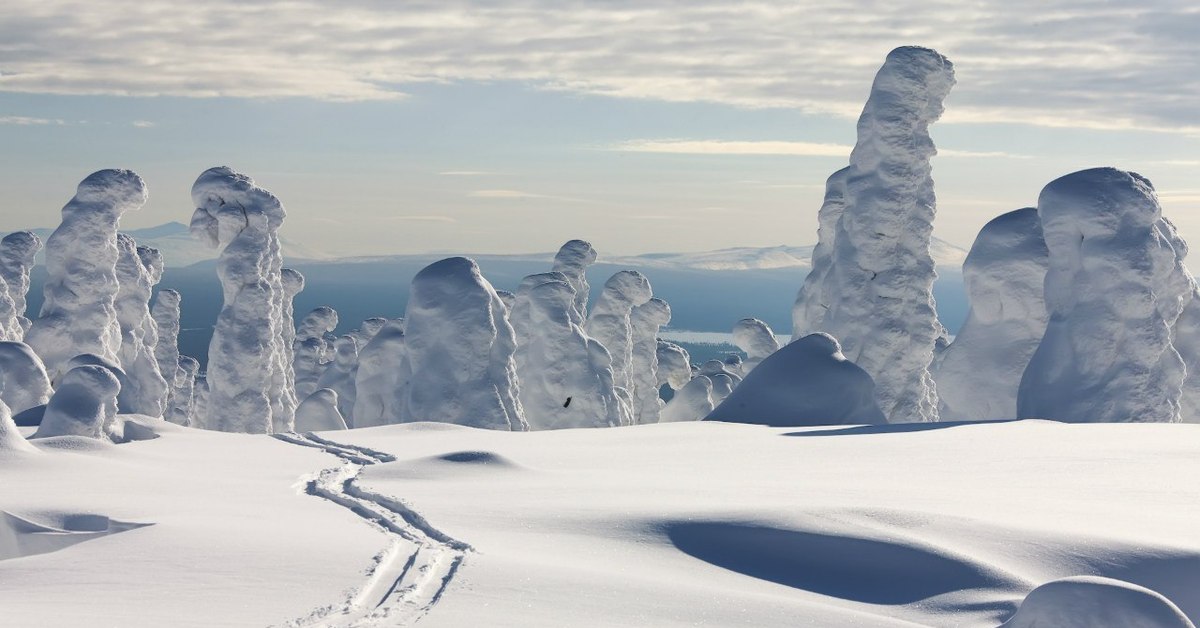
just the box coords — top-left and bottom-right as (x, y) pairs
(191, 375), (210, 429)
(294, 388), (348, 432)
(34, 365), (121, 441)
(732, 318), (780, 374)
(794, 47), (954, 423)
(516, 279), (626, 430)
(114, 235), (168, 417)
(707, 333), (885, 426)
(496, 290), (516, 311)
(660, 376), (714, 422)
(189, 166), (291, 433)
(0, 341), (52, 415)
(294, 306), (338, 400)
(585, 271), (652, 398)
(1018, 168), (1194, 423)
(630, 298), (671, 424)
(351, 319), (409, 428)
(933, 208), (1049, 421)
(403, 257), (526, 430)
(165, 356), (199, 427)
(0, 399), (37, 454)
(1174, 291), (1200, 423)
(1000, 576), (1194, 628)
(270, 267), (305, 433)
(0, 278), (18, 343)
(150, 289), (182, 391)
(511, 272), (570, 345)
(26, 169), (147, 378)
(656, 341), (692, 391)
(552, 239), (598, 324)
(792, 167), (850, 338)
(315, 335), (358, 426)
(0, 231), (43, 335)
(348, 317), (387, 350)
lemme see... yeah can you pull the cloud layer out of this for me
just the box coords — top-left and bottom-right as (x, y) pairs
(2, 1), (1197, 131)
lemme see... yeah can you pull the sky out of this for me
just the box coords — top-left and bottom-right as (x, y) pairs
(2, 0), (1199, 257)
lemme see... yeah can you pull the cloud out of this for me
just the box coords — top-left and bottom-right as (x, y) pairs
(0, 115), (65, 125)
(384, 215), (457, 223)
(613, 139), (1031, 159)
(438, 171), (492, 176)
(468, 189), (548, 199)
(1, 1), (1199, 131)
(131, 120), (155, 128)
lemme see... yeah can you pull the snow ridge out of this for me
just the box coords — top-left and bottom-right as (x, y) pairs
(274, 432), (469, 628)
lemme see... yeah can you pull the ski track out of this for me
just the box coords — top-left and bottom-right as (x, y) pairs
(273, 432), (471, 628)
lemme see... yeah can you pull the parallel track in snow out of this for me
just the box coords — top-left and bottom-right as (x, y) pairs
(274, 432), (470, 628)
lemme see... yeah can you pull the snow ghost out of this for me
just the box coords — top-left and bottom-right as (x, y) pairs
(1019, 168), (1194, 423)
(26, 169), (147, 379)
(0, 341), (53, 415)
(511, 272), (570, 345)
(552, 240), (598, 324)
(352, 319), (409, 428)
(660, 376), (714, 423)
(934, 208), (1049, 421)
(707, 333), (885, 426)
(516, 278), (626, 429)
(1173, 289), (1200, 423)
(793, 47), (955, 423)
(1000, 576), (1194, 628)
(0, 231), (43, 335)
(403, 257), (526, 430)
(151, 289), (182, 390)
(0, 398), (38, 455)
(315, 335), (358, 427)
(496, 290), (516, 311)
(113, 235), (168, 416)
(189, 166), (291, 433)
(270, 267), (305, 433)
(630, 298), (671, 424)
(294, 388), (348, 432)
(655, 341), (692, 391)
(0, 277), (18, 343)
(294, 306), (339, 400)
(732, 318), (780, 374)
(165, 355), (199, 427)
(34, 365), (122, 441)
(585, 270), (653, 405)
(793, 167), (850, 338)
(348, 317), (388, 350)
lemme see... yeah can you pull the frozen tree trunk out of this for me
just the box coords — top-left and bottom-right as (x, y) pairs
(1018, 168), (1194, 423)
(655, 341), (692, 391)
(516, 279), (625, 429)
(352, 319), (409, 428)
(33, 365), (122, 441)
(26, 170), (147, 379)
(732, 318), (780, 374)
(630, 298), (671, 424)
(294, 306), (338, 400)
(114, 235), (168, 416)
(552, 240), (598, 324)
(0, 341), (52, 415)
(165, 355), (199, 427)
(269, 267), (305, 433)
(189, 166), (290, 433)
(315, 335), (358, 427)
(797, 47), (955, 423)
(295, 388), (348, 432)
(933, 208), (1049, 421)
(403, 257), (526, 430)
(793, 167), (850, 338)
(0, 231), (42, 336)
(585, 270), (652, 416)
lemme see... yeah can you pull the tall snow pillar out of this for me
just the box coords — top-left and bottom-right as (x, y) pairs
(114, 235), (169, 416)
(0, 231), (43, 336)
(798, 46), (955, 423)
(793, 167), (850, 338)
(270, 267), (304, 432)
(26, 169), (147, 379)
(189, 166), (290, 433)
(630, 297), (671, 424)
(585, 271), (652, 400)
(551, 240), (598, 324)
(1018, 168), (1193, 423)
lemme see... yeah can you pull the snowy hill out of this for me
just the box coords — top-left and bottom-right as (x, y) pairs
(607, 237), (967, 271)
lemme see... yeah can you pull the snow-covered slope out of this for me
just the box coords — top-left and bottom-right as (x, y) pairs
(5, 419), (1196, 627)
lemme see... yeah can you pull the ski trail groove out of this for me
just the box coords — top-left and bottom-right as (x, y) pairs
(274, 432), (471, 628)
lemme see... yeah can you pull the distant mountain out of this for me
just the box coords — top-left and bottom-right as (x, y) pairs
(608, 237), (968, 271)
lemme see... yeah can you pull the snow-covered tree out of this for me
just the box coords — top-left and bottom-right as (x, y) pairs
(151, 289), (182, 390)
(0, 341), (52, 415)
(732, 318), (780, 374)
(294, 306), (338, 400)
(352, 319), (409, 428)
(655, 341), (692, 391)
(630, 297), (670, 424)
(295, 388), (348, 432)
(347, 317), (387, 350)
(585, 270), (652, 404)
(551, 239), (598, 324)
(0, 398), (38, 455)
(114, 235), (168, 416)
(660, 375), (714, 423)
(165, 355), (199, 427)
(511, 272), (570, 345)
(34, 365), (122, 440)
(315, 335), (358, 426)
(26, 169), (147, 378)
(933, 208), (1049, 420)
(792, 167), (850, 338)
(793, 46), (955, 423)
(0, 231), (43, 336)
(403, 257), (526, 430)
(1019, 168), (1194, 423)
(270, 267), (305, 433)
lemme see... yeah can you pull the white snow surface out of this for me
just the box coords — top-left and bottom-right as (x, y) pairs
(25, 169), (147, 379)
(189, 166), (292, 433)
(294, 388), (349, 432)
(797, 46), (955, 424)
(403, 257), (526, 431)
(0, 231), (42, 336)
(934, 208), (1049, 421)
(1001, 576), (1195, 628)
(1018, 168), (1194, 423)
(0, 341), (52, 415)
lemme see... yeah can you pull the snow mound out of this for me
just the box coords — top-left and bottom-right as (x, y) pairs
(1001, 576), (1195, 628)
(294, 388), (348, 432)
(403, 257), (526, 431)
(0, 399), (37, 454)
(660, 375), (714, 422)
(33, 365), (122, 441)
(1018, 168), (1193, 423)
(707, 333), (884, 426)
(0, 511), (151, 562)
(934, 208), (1049, 421)
(0, 341), (52, 415)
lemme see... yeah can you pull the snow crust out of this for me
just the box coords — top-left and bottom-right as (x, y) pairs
(934, 208), (1049, 421)
(0, 341), (52, 415)
(1001, 576), (1195, 628)
(403, 257), (526, 430)
(294, 388), (349, 432)
(1018, 168), (1193, 423)
(707, 333), (884, 426)
(26, 169), (147, 379)
(793, 47), (955, 423)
